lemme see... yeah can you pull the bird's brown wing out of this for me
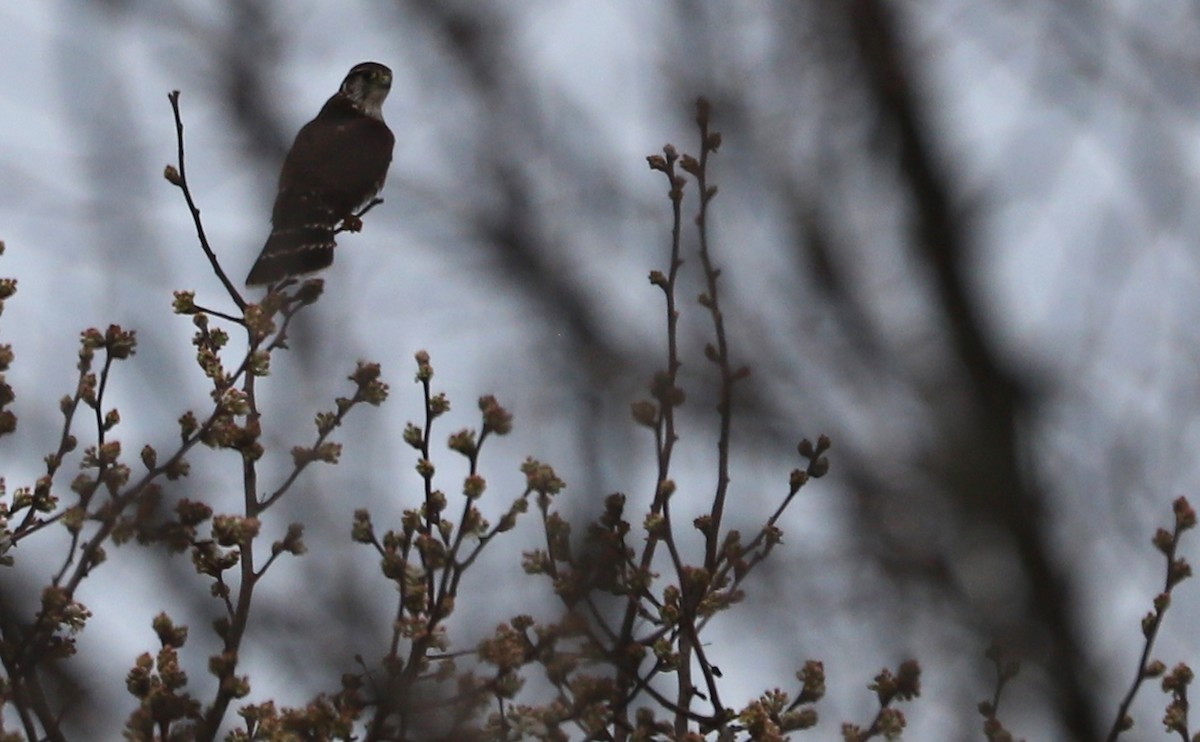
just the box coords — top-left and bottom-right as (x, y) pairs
(246, 97), (395, 285)
(275, 96), (395, 221)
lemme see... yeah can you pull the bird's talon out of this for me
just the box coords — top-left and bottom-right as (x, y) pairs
(342, 214), (363, 232)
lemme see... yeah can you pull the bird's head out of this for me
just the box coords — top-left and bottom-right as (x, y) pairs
(339, 62), (393, 120)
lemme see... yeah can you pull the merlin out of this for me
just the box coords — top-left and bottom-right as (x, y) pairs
(246, 62), (395, 286)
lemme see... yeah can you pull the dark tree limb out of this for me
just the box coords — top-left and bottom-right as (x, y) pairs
(847, 2), (1101, 739)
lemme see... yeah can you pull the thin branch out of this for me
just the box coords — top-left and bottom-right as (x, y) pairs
(687, 99), (736, 575)
(1105, 497), (1196, 741)
(167, 91), (247, 313)
(335, 197), (385, 234)
(192, 302), (246, 326)
(610, 144), (687, 737)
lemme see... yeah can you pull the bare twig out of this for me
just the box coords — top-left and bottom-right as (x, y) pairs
(607, 142), (690, 737)
(167, 91), (247, 313)
(335, 197), (385, 235)
(1106, 497), (1196, 741)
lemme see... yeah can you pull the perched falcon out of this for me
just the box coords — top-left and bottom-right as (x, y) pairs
(246, 62), (395, 286)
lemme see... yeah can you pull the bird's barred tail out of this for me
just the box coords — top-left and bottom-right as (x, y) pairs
(245, 226), (337, 285)
(246, 191), (340, 286)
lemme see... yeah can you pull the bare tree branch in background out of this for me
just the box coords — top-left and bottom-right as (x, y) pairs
(848, 2), (1099, 738)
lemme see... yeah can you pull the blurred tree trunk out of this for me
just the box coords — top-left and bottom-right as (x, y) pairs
(848, 1), (1100, 738)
